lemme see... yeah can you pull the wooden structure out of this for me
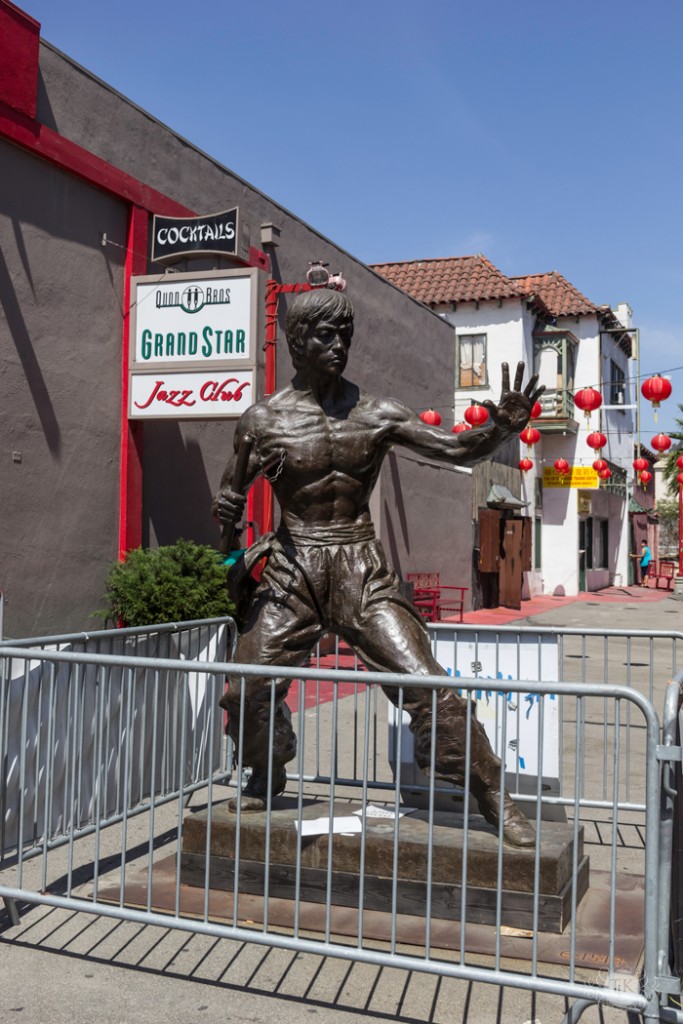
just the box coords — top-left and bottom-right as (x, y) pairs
(478, 509), (532, 611)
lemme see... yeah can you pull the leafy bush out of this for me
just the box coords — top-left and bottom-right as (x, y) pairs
(98, 539), (234, 627)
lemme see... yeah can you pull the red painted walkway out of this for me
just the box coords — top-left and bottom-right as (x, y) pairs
(458, 583), (673, 627)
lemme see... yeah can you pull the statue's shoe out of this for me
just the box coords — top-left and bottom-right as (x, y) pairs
(476, 789), (536, 848)
(228, 767), (287, 812)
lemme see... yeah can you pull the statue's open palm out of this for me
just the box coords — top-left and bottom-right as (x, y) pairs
(482, 361), (545, 433)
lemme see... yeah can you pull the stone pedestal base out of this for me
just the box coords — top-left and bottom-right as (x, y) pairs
(181, 799), (588, 934)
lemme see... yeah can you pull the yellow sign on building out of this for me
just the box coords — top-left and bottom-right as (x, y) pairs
(543, 466), (600, 489)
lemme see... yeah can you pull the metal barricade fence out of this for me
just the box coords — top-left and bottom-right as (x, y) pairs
(0, 615), (236, 659)
(0, 619), (236, 863)
(302, 625), (683, 816)
(660, 678), (683, 1018)
(0, 641), (680, 1023)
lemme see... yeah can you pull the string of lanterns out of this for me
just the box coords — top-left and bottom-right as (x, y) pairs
(422, 371), (677, 486)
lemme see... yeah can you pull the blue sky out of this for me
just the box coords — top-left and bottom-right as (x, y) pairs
(24, 0), (683, 438)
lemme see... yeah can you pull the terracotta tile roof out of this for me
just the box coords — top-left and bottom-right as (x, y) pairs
(511, 271), (598, 318)
(370, 255), (524, 306)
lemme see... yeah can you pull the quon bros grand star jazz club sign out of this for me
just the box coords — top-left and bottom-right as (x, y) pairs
(129, 266), (262, 419)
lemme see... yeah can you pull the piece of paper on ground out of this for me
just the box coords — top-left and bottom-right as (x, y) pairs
(295, 815), (363, 837)
(354, 804), (417, 819)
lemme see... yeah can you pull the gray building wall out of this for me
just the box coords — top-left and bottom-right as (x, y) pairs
(1, 36), (474, 638)
(1, 142), (128, 635)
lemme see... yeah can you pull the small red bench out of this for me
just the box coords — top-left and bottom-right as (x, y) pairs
(407, 572), (467, 623)
(651, 560), (676, 590)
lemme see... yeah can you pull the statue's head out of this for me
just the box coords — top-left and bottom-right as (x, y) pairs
(285, 289), (354, 369)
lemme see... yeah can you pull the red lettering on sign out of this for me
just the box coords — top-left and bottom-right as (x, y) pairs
(134, 380), (196, 409)
(134, 380), (164, 409)
(199, 378), (251, 402)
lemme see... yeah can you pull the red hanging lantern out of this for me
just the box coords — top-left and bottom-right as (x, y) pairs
(519, 457), (534, 473)
(641, 374), (672, 422)
(573, 387), (602, 423)
(651, 433), (672, 455)
(592, 458), (608, 472)
(463, 403), (489, 428)
(586, 431), (607, 452)
(452, 422), (472, 434)
(633, 457), (649, 473)
(520, 426), (541, 453)
(639, 470), (653, 486)
(554, 458), (570, 476)
(676, 455), (683, 471)
(531, 400), (542, 419)
(419, 408), (442, 427)
(599, 467), (612, 480)
(677, 473), (683, 486)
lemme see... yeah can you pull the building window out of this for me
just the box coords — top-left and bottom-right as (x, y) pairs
(585, 517), (594, 570)
(457, 334), (487, 388)
(535, 477), (543, 509)
(610, 360), (626, 406)
(534, 515), (542, 570)
(597, 519), (609, 568)
(532, 330), (578, 418)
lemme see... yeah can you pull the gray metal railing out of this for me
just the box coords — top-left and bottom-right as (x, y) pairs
(0, 619), (235, 864)
(1, 638), (680, 1022)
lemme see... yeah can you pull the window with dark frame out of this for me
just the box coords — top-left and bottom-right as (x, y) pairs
(457, 333), (487, 388)
(598, 519), (609, 569)
(610, 360), (626, 406)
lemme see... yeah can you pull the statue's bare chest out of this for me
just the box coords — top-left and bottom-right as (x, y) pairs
(258, 402), (382, 479)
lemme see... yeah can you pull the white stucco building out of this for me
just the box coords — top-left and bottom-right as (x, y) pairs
(372, 256), (638, 601)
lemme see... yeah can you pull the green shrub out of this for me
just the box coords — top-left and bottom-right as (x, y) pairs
(98, 539), (234, 627)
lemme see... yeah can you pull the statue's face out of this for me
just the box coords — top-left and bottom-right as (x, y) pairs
(303, 317), (353, 378)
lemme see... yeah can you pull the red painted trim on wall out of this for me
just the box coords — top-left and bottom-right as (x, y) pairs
(0, 99), (194, 216)
(0, 1), (40, 119)
(0, 101), (271, 275)
(118, 206), (149, 558)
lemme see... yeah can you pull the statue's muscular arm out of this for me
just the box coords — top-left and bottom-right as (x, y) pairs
(378, 362), (544, 469)
(211, 402), (271, 523)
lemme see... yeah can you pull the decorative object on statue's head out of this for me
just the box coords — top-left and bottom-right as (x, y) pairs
(307, 261), (330, 288)
(285, 288), (355, 366)
(306, 261), (347, 291)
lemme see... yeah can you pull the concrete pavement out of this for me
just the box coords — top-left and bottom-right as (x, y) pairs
(3, 589), (682, 1023)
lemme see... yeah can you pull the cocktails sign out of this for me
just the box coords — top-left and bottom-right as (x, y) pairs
(151, 207), (249, 264)
(129, 268), (261, 419)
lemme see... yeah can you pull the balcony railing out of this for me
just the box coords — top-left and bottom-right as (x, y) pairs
(534, 387), (578, 431)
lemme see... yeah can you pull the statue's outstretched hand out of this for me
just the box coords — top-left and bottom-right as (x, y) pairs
(482, 362), (545, 434)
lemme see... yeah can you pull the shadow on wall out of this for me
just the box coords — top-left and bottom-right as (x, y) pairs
(143, 423), (219, 548)
(35, 69), (58, 131)
(0, 245), (61, 455)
